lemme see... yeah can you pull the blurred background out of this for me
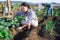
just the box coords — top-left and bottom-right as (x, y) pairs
(0, 0), (60, 18)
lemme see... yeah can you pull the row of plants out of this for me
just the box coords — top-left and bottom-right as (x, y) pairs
(43, 20), (55, 35)
(39, 19), (55, 40)
(36, 9), (46, 18)
(0, 15), (25, 40)
(53, 8), (60, 16)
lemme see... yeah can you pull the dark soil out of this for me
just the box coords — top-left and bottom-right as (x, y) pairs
(13, 16), (60, 40)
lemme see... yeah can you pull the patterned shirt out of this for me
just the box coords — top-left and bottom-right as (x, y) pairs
(16, 9), (38, 24)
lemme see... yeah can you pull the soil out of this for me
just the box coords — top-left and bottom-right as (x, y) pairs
(12, 16), (60, 40)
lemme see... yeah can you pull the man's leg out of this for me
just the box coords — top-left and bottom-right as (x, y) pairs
(46, 7), (50, 19)
(51, 9), (54, 16)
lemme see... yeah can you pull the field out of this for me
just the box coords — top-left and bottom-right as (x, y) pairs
(13, 8), (60, 40)
(0, 2), (60, 40)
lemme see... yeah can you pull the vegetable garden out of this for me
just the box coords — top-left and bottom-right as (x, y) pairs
(0, 5), (60, 40)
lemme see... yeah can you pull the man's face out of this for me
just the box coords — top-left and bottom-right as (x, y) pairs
(21, 6), (28, 12)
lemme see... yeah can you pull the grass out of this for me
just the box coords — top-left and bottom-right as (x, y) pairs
(44, 20), (55, 35)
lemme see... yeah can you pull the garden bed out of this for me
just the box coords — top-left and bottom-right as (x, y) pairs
(13, 16), (60, 40)
(0, 15), (60, 40)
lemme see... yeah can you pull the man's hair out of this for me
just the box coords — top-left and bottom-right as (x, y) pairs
(21, 2), (31, 9)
